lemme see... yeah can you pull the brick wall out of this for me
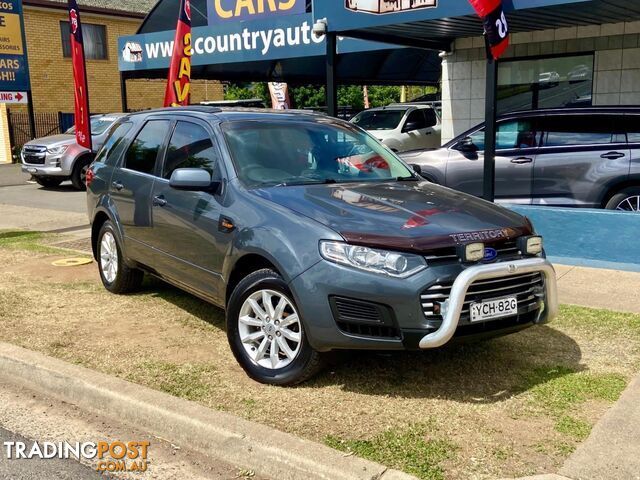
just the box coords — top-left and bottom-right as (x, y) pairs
(441, 21), (640, 144)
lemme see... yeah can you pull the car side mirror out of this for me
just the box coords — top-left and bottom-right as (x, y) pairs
(411, 164), (422, 175)
(459, 137), (478, 152)
(402, 121), (421, 133)
(169, 168), (218, 192)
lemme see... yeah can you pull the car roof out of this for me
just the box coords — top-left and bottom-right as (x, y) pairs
(121, 106), (329, 123)
(500, 106), (640, 117)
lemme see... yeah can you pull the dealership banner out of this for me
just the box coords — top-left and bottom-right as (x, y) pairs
(164, 0), (192, 107)
(0, 0), (31, 93)
(468, 0), (509, 59)
(208, 0), (305, 24)
(119, 13), (399, 73)
(68, 0), (92, 150)
(268, 82), (290, 109)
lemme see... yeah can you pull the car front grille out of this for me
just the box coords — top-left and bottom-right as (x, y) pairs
(420, 272), (544, 324)
(22, 146), (47, 165)
(331, 297), (400, 339)
(424, 240), (522, 266)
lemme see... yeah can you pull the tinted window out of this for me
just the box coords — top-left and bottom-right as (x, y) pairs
(622, 115), (640, 143)
(541, 116), (613, 147)
(163, 122), (220, 180)
(95, 122), (133, 167)
(60, 22), (107, 60)
(405, 109), (428, 130)
(459, 119), (538, 152)
(125, 120), (170, 175)
(424, 108), (438, 128)
(222, 120), (413, 188)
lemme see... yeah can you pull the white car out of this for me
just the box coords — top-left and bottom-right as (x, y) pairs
(351, 104), (441, 153)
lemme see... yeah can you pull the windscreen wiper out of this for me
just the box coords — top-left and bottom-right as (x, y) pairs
(396, 176), (419, 181)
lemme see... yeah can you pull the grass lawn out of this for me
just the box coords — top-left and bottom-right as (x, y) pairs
(1, 233), (638, 480)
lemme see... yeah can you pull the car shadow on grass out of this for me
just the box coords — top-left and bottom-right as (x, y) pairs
(138, 277), (583, 403)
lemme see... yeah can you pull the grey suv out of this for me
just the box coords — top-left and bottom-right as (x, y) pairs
(87, 107), (557, 385)
(402, 107), (640, 212)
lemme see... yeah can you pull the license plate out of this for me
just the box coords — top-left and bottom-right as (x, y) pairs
(470, 296), (518, 322)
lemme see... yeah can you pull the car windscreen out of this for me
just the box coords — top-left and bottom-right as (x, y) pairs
(221, 119), (414, 188)
(65, 116), (119, 136)
(351, 110), (405, 130)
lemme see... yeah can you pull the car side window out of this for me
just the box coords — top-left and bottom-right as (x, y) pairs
(460, 119), (537, 152)
(95, 122), (133, 167)
(124, 120), (171, 175)
(541, 115), (613, 147)
(405, 109), (428, 130)
(424, 109), (438, 128)
(621, 115), (640, 144)
(163, 122), (221, 180)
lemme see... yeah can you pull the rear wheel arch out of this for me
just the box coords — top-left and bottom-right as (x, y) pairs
(91, 211), (112, 260)
(601, 180), (640, 208)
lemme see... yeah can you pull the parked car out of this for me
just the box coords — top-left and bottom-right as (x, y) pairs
(351, 104), (441, 152)
(568, 64), (592, 83)
(400, 107), (640, 212)
(538, 71), (560, 88)
(87, 107), (557, 385)
(21, 114), (125, 190)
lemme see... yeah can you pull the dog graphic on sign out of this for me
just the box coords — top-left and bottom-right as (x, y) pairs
(345, 0), (437, 14)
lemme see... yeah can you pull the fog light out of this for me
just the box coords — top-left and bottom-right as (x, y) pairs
(458, 242), (485, 263)
(518, 236), (543, 255)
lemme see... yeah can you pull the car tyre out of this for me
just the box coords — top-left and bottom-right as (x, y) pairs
(97, 221), (144, 294)
(35, 177), (63, 188)
(71, 156), (93, 191)
(605, 187), (640, 212)
(226, 269), (324, 386)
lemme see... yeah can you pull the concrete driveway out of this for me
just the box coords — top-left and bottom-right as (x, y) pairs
(0, 164), (88, 231)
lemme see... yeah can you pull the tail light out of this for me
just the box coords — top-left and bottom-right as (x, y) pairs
(86, 167), (95, 188)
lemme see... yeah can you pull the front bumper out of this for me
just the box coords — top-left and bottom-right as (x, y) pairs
(290, 257), (557, 352)
(418, 257), (557, 349)
(21, 164), (68, 177)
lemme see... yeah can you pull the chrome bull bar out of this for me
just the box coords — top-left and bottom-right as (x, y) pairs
(419, 258), (558, 349)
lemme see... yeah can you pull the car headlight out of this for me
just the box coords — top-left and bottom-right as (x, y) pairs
(47, 145), (69, 155)
(518, 235), (543, 255)
(319, 241), (426, 278)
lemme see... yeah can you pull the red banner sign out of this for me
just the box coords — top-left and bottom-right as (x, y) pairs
(68, 0), (92, 150)
(164, 0), (192, 107)
(468, 0), (510, 59)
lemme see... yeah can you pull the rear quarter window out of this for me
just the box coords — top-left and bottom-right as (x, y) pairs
(540, 115), (614, 147)
(94, 122), (133, 167)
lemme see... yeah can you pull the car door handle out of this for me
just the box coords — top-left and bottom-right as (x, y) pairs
(152, 195), (167, 207)
(111, 181), (124, 191)
(601, 151), (626, 160)
(511, 157), (533, 164)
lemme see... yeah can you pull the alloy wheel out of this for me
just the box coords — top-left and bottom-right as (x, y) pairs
(615, 195), (640, 212)
(100, 232), (119, 283)
(238, 289), (303, 369)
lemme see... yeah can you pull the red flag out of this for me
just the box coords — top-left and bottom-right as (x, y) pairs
(68, 0), (92, 150)
(468, 0), (510, 59)
(268, 82), (291, 109)
(164, 0), (192, 107)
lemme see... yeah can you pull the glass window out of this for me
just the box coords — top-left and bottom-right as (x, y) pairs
(125, 120), (170, 175)
(163, 122), (220, 180)
(458, 119), (538, 152)
(541, 116), (613, 147)
(60, 22), (107, 60)
(351, 110), (405, 130)
(94, 122), (133, 166)
(65, 116), (120, 136)
(497, 54), (594, 114)
(621, 115), (640, 143)
(222, 120), (413, 188)
(424, 108), (438, 128)
(405, 109), (428, 130)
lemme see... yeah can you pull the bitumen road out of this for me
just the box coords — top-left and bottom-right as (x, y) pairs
(0, 426), (104, 480)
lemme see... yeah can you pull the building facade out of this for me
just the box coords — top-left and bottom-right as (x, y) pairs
(441, 20), (640, 143)
(0, 0), (223, 163)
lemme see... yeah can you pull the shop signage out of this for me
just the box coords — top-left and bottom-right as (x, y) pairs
(208, 0), (305, 25)
(0, 0), (30, 93)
